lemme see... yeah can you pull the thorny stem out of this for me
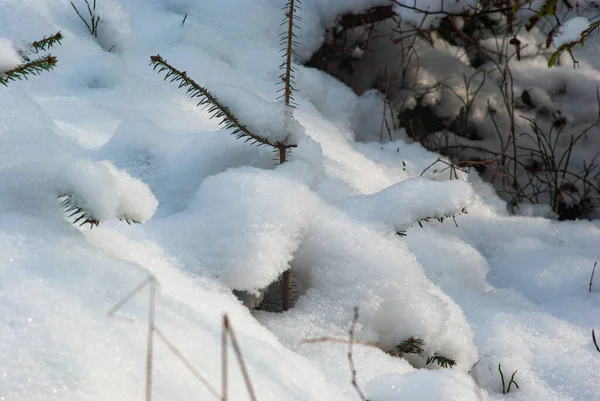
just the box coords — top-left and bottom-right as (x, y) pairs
(283, 0), (296, 107)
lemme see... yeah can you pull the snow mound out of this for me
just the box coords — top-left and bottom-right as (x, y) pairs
(339, 178), (475, 231)
(0, 37), (20, 71)
(0, 157), (158, 224)
(149, 168), (320, 292)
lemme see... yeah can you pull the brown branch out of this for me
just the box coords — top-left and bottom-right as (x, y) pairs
(146, 278), (156, 401)
(282, 270), (292, 311)
(221, 316), (228, 401)
(348, 307), (367, 401)
(223, 316), (257, 401)
(301, 337), (380, 348)
(153, 327), (222, 400)
(590, 262), (597, 293)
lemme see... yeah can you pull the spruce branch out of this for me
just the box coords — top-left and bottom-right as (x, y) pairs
(0, 55), (58, 86)
(390, 337), (425, 356)
(277, 0), (301, 107)
(397, 208), (468, 237)
(426, 354), (457, 369)
(58, 194), (101, 228)
(58, 193), (141, 228)
(276, 1), (302, 312)
(31, 32), (64, 53)
(416, 208), (468, 228)
(150, 55), (295, 150)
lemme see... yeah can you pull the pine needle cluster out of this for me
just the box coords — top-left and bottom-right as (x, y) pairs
(58, 192), (142, 228)
(31, 32), (64, 53)
(397, 208), (468, 237)
(390, 337), (425, 356)
(388, 337), (456, 368)
(0, 32), (63, 87)
(426, 354), (457, 369)
(59, 193), (101, 228)
(416, 207), (468, 228)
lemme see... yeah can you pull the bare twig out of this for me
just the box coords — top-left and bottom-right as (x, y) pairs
(590, 262), (597, 293)
(145, 278), (156, 401)
(593, 329), (600, 353)
(222, 317), (228, 401)
(348, 307), (367, 401)
(223, 315), (258, 401)
(420, 156), (468, 180)
(301, 337), (379, 348)
(154, 327), (222, 400)
(106, 275), (155, 318)
(108, 278), (256, 401)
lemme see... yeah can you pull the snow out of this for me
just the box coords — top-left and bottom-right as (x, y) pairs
(0, 37), (21, 71)
(0, 157), (157, 224)
(1, 0), (600, 400)
(554, 17), (590, 47)
(366, 369), (484, 401)
(150, 168), (320, 292)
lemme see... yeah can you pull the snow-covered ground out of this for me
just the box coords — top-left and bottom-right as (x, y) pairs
(1, 0), (599, 400)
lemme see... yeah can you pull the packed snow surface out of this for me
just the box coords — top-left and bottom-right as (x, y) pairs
(1, 0), (600, 400)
